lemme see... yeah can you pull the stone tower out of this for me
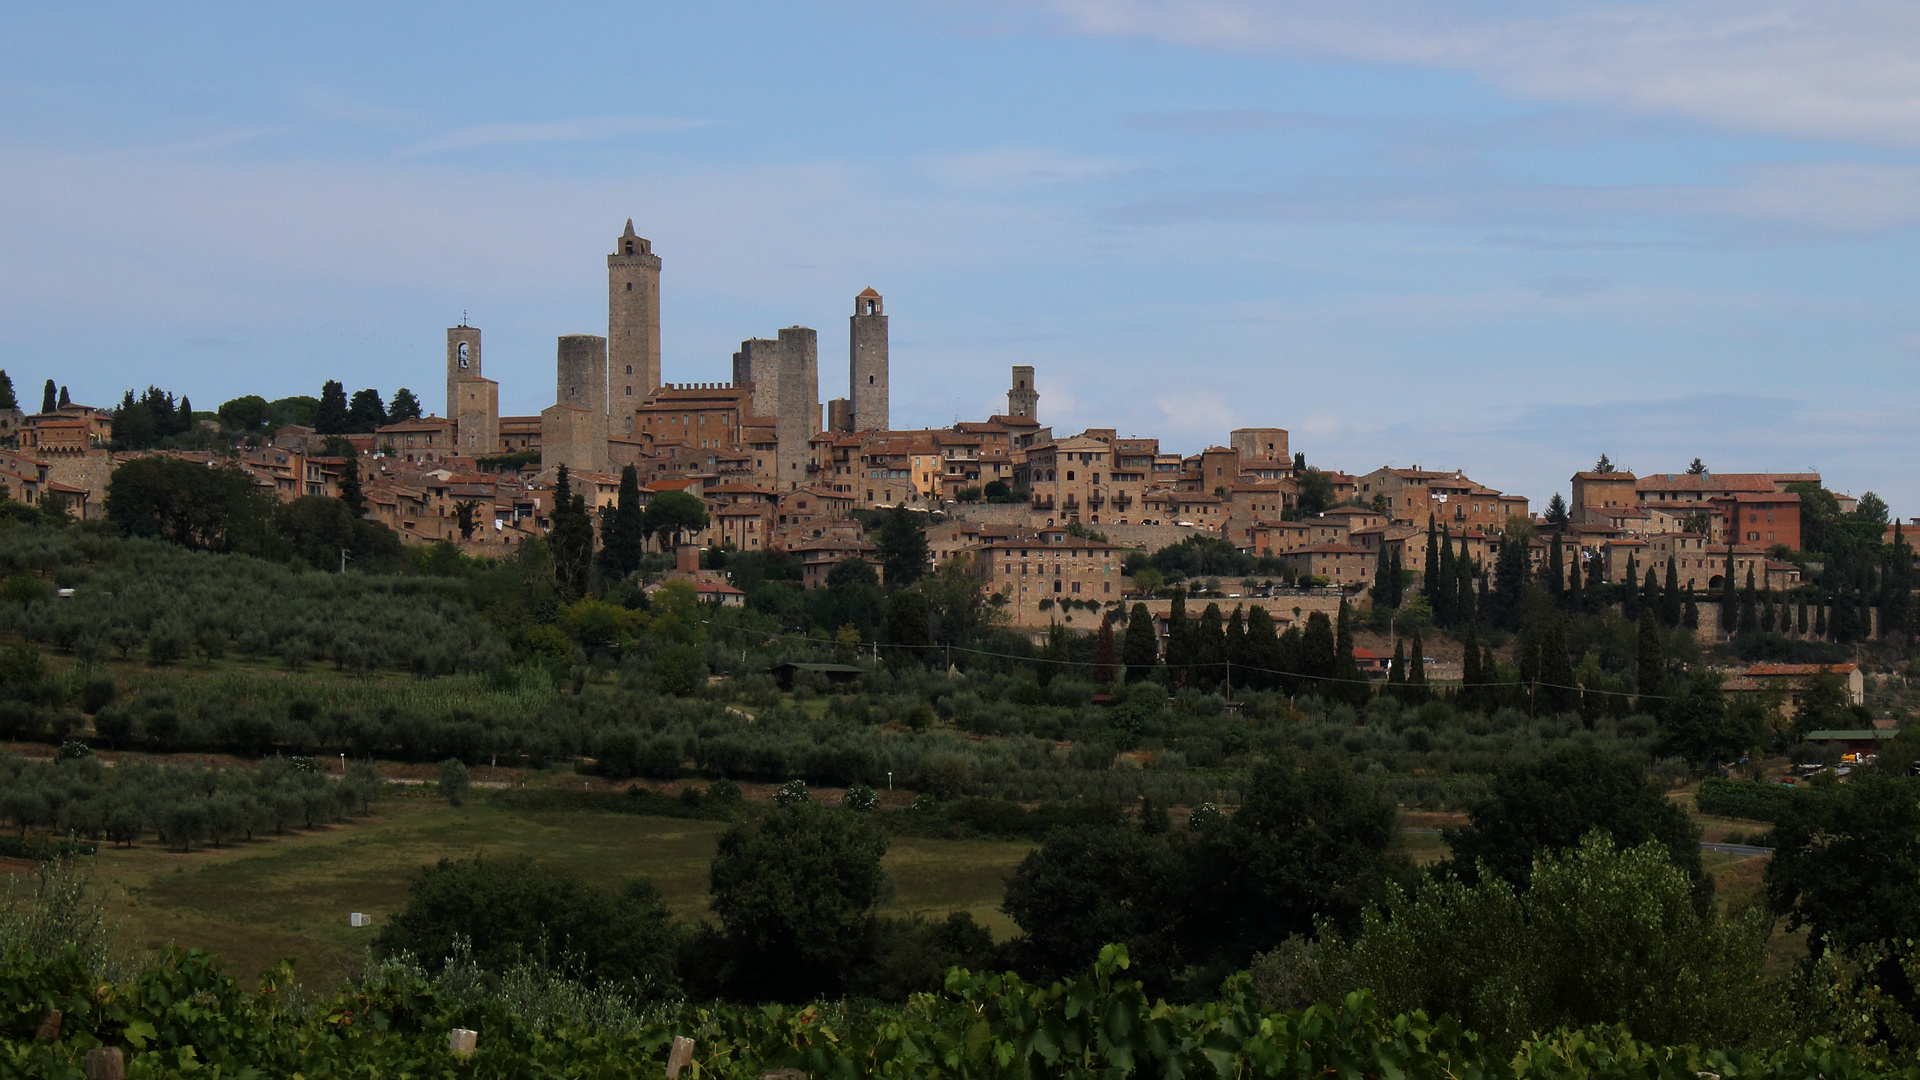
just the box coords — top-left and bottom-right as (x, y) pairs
(733, 327), (819, 489)
(608, 219), (662, 406)
(542, 334), (609, 475)
(1008, 365), (1038, 419)
(446, 324), (481, 420)
(849, 287), (888, 432)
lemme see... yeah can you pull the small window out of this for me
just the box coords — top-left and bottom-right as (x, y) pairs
(626, 282), (633, 291)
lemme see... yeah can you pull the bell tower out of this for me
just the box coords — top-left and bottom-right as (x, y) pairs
(849, 287), (888, 432)
(1008, 365), (1038, 419)
(446, 323), (481, 419)
(608, 219), (662, 409)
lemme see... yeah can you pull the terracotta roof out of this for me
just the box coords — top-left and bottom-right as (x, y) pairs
(1743, 663), (1856, 677)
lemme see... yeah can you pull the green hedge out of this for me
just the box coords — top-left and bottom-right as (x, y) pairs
(487, 784), (740, 822)
(0, 836), (94, 860)
(1696, 777), (1800, 823)
(2, 943), (1911, 1079)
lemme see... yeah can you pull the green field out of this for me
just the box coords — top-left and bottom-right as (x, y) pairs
(73, 790), (1035, 988)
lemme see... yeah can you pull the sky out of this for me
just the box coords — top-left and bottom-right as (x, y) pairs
(3, 1), (1918, 514)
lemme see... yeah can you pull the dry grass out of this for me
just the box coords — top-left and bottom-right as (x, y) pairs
(56, 790), (1033, 990)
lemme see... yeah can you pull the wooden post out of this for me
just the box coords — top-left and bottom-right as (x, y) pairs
(84, 1048), (125, 1080)
(665, 1035), (695, 1079)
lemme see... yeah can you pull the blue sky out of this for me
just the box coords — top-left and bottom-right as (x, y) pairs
(5, 1), (1919, 514)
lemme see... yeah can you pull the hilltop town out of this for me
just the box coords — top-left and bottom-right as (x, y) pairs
(6, 219), (1894, 645)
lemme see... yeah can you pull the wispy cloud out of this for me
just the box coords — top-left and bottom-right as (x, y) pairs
(399, 115), (712, 156)
(921, 144), (1129, 188)
(1043, 0), (1920, 148)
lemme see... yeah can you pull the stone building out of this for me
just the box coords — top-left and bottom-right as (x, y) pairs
(849, 288), (888, 432)
(732, 327), (820, 490)
(1007, 366), (1038, 420)
(543, 335), (609, 475)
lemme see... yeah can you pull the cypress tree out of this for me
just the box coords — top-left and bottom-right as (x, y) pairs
(1683, 595), (1699, 630)
(1584, 543), (1607, 606)
(1388, 638), (1407, 696)
(1481, 642), (1500, 710)
(1423, 515), (1440, 608)
(1662, 556), (1682, 627)
(1407, 628), (1429, 706)
(1335, 598), (1364, 702)
(1719, 548), (1737, 636)
(1621, 553), (1639, 619)
(1456, 535), (1477, 622)
(1566, 546), (1584, 611)
(1547, 533), (1565, 603)
(1796, 597), (1808, 636)
(1301, 610), (1336, 695)
(1224, 606), (1247, 688)
(1371, 542), (1394, 608)
(1538, 619), (1577, 715)
(1244, 605), (1279, 690)
(1643, 566), (1660, 624)
(1165, 591), (1190, 685)
(1092, 615), (1119, 683)
(606, 464), (645, 576)
(1761, 588), (1776, 633)
(1195, 603), (1226, 689)
(40, 379), (56, 414)
(1739, 567), (1758, 634)
(1814, 598), (1827, 639)
(1122, 602), (1159, 681)
(1389, 549), (1404, 608)
(0, 371), (15, 411)
(1635, 607), (1664, 700)
(59, 385), (72, 409)
(337, 455), (365, 516)
(1435, 527), (1456, 627)
(1459, 631), (1481, 713)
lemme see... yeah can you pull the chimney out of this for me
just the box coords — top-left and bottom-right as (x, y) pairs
(676, 544), (699, 574)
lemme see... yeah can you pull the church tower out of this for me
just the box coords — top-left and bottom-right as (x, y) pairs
(849, 287), (888, 432)
(608, 219), (662, 410)
(446, 324), (481, 419)
(1008, 365), (1038, 419)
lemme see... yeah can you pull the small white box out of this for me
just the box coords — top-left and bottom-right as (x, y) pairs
(349, 912), (369, 927)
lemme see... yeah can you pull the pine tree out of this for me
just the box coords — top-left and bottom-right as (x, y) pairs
(315, 380), (350, 435)
(388, 388), (423, 423)
(1545, 492), (1569, 526)
(337, 455), (365, 516)
(347, 388), (388, 433)
(0, 371), (16, 411)
(1122, 602), (1159, 681)
(40, 380), (56, 414)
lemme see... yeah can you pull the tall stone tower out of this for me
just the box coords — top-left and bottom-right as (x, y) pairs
(541, 334), (609, 475)
(1008, 365), (1038, 419)
(446, 325), (481, 419)
(608, 219), (662, 406)
(733, 327), (819, 489)
(849, 288), (888, 432)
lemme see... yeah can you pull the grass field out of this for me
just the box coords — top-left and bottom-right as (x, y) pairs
(67, 790), (1034, 989)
